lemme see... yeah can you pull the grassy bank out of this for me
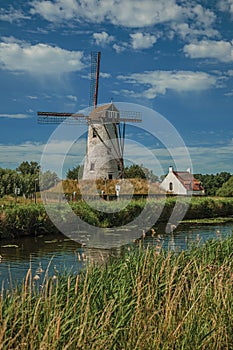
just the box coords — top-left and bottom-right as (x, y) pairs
(0, 235), (232, 349)
(0, 196), (233, 239)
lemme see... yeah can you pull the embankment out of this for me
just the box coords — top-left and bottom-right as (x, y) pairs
(0, 197), (233, 239)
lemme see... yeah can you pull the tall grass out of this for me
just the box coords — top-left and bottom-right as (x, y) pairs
(0, 235), (232, 349)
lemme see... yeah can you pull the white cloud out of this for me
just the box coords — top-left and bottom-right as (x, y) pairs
(169, 3), (218, 40)
(66, 95), (78, 102)
(218, 0), (233, 13)
(0, 38), (85, 75)
(0, 113), (32, 119)
(0, 6), (30, 22)
(106, 0), (183, 28)
(118, 70), (219, 99)
(170, 23), (219, 41)
(188, 4), (216, 28)
(184, 40), (233, 62)
(0, 139), (87, 175)
(188, 142), (233, 173)
(100, 72), (111, 78)
(29, 0), (217, 41)
(27, 95), (38, 100)
(113, 43), (127, 53)
(1, 36), (26, 44)
(224, 90), (233, 96)
(81, 71), (111, 80)
(30, 0), (79, 22)
(130, 33), (157, 49)
(0, 138), (232, 175)
(111, 89), (136, 98)
(30, 0), (182, 27)
(93, 31), (114, 46)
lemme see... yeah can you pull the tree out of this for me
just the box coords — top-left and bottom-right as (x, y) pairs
(0, 168), (21, 197)
(16, 161), (40, 175)
(124, 164), (158, 182)
(66, 165), (84, 180)
(20, 173), (35, 198)
(194, 172), (231, 196)
(16, 161), (41, 197)
(40, 171), (59, 190)
(216, 176), (233, 197)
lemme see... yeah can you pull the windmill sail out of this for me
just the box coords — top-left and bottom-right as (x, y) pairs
(37, 52), (142, 180)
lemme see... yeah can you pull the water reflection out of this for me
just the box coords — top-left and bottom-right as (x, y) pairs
(0, 223), (232, 288)
(145, 223), (232, 252)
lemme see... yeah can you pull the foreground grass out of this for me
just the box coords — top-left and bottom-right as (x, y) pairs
(0, 235), (233, 349)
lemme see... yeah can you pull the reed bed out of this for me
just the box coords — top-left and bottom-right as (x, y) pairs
(0, 235), (232, 349)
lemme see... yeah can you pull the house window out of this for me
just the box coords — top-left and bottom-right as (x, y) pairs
(90, 162), (95, 171)
(93, 129), (97, 138)
(169, 182), (173, 191)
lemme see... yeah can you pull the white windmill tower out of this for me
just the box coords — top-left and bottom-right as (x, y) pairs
(83, 102), (123, 180)
(37, 52), (142, 180)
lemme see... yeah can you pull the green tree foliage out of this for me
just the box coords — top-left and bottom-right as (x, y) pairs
(0, 168), (21, 196)
(124, 164), (158, 182)
(0, 162), (58, 198)
(16, 161), (41, 196)
(40, 170), (59, 190)
(216, 176), (233, 197)
(67, 164), (158, 182)
(66, 165), (84, 180)
(16, 161), (40, 175)
(194, 172), (231, 196)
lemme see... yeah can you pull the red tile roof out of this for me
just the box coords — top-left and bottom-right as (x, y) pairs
(173, 171), (204, 191)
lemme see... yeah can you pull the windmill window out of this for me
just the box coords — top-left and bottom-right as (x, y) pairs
(90, 162), (95, 171)
(108, 174), (113, 180)
(169, 182), (173, 191)
(93, 129), (97, 138)
(107, 111), (119, 119)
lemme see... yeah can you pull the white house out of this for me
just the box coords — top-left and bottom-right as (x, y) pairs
(160, 166), (204, 195)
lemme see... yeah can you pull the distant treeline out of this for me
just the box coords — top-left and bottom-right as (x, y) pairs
(194, 172), (232, 196)
(0, 162), (233, 198)
(0, 161), (58, 198)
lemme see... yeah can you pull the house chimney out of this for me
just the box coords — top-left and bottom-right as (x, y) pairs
(186, 168), (191, 173)
(169, 166), (173, 173)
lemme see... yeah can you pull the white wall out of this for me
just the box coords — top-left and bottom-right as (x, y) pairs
(82, 122), (121, 180)
(160, 172), (187, 195)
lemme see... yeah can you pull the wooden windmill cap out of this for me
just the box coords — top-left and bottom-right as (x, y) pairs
(89, 102), (120, 121)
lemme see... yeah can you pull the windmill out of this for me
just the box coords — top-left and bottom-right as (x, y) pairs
(37, 52), (142, 180)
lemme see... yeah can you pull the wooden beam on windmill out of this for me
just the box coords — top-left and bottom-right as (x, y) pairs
(89, 51), (101, 110)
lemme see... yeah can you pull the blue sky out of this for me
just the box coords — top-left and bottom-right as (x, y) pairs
(0, 0), (232, 175)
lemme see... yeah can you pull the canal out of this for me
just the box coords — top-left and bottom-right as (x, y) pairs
(0, 222), (232, 289)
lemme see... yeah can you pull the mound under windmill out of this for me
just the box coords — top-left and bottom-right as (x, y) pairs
(37, 52), (142, 180)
